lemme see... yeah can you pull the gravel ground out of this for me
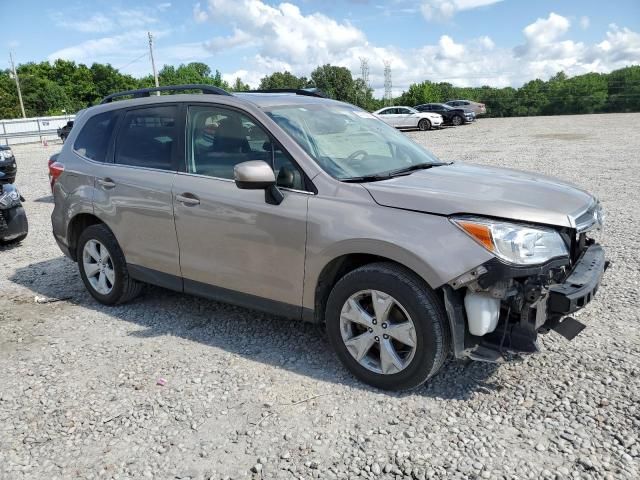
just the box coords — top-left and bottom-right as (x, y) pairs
(1, 113), (639, 480)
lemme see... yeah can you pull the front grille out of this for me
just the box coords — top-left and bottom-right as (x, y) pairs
(0, 210), (7, 231)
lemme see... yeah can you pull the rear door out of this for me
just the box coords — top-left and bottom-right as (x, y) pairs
(396, 108), (414, 127)
(376, 108), (396, 126)
(92, 104), (183, 281)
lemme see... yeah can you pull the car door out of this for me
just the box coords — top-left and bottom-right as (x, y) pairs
(172, 104), (309, 316)
(91, 104), (182, 282)
(377, 108), (396, 126)
(395, 108), (413, 127)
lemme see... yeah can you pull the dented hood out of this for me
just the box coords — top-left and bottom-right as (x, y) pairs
(362, 162), (594, 228)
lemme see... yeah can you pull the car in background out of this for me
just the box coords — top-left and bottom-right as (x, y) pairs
(414, 103), (474, 126)
(0, 146), (17, 184)
(446, 100), (486, 116)
(58, 121), (74, 142)
(373, 106), (443, 131)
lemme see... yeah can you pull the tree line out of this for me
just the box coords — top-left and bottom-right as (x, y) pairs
(1, 59), (638, 119)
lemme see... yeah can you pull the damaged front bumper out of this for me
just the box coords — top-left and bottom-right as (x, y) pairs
(443, 242), (608, 362)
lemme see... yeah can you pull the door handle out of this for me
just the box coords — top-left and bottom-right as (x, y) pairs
(97, 177), (115, 189)
(176, 193), (200, 206)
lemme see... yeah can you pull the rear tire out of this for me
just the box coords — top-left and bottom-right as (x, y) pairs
(325, 262), (450, 391)
(77, 224), (142, 305)
(418, 119), (431, 131)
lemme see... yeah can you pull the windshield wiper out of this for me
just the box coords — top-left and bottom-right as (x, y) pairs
(387, 162), (451, 177)
(341, 162), (451, 183)
(341, 173), (394, 183)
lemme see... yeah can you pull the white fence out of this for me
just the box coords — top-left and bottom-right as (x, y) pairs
(0, 115), (76, 146)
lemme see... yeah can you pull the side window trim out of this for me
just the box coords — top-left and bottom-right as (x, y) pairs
(112, 103), (183, 172)
(185, 102), (316, 193)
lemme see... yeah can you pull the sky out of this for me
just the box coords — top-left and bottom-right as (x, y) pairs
(2, 0), (640, 97)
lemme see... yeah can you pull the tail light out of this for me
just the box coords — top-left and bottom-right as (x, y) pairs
(48, 157), (64, 192)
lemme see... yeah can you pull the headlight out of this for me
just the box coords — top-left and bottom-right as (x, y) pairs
(0, 150), (14, 160)
(0, 188), (21, 209)
(451, 217), (569, 265)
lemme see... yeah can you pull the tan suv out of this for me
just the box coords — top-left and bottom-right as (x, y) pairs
(51, 85), (607, 390)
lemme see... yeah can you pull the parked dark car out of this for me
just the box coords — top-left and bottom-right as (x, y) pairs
(414, 103), (474, 126)
(0, 173), (28, 244)
(0, 145), (17, 184)
(58, 121), (74, 142)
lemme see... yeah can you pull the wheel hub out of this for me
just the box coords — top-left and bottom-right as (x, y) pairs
(339, 289), (417, 375)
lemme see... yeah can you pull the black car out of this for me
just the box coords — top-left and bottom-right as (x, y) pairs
(0, 173), (28, 244)
(0, 146), (17, 184)
(58, 120), (74, 142)
(414, 103), (474, 126)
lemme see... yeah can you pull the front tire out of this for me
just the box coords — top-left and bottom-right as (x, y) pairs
(325, 262), (450, 390)
(418, 119), (431, 131)
(451, 115), (463, 126)
(77, 224), (142, 305)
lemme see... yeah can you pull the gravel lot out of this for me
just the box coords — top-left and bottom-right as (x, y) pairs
(1, 113), (639, 480)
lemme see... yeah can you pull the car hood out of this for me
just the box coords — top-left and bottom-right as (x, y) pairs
(362, 162), (594, 228)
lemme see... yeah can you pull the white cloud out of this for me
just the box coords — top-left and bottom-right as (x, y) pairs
(437, 35), (465, 59)
(53, 13), (115, 33)
(48, 2), (640, 96)
(193, 3), (209, 23)
(580, 16), (590, 30)
(588, 25), (640, 68)
(205, 28), (255, 52)
(52, 9), (159, 33)
(421, 0), (503, 22)
(514, 12), (584, 63)
(198, 0), (366, 67)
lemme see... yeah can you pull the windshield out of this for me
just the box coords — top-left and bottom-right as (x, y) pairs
(266, 105), (442, 180)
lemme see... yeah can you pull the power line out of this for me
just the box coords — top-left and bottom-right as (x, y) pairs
(117, 52), (149, 72)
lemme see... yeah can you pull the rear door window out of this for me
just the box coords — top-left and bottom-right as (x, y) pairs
(73, 111), (118, 162)
(114, 105), (179, 171)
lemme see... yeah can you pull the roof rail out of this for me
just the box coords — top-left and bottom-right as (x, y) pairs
(100, 84), (231, 104)
(248, 88), (327, 98)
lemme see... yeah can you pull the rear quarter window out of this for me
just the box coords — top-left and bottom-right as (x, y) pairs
(73, 111), (118, 162)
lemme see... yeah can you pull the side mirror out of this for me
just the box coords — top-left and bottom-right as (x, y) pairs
(233, 160), (284, 205)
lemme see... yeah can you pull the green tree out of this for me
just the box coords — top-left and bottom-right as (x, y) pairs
(606, 65), (640, 112)
(259, 71), (312, 90)
(231, 77), (250, 92)
(310, 64), (355, 102)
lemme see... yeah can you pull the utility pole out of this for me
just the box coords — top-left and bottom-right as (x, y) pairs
(9, 52), (26, 118)
(148, 32), (160, 95)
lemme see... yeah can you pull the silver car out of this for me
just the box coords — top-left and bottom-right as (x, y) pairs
(446, 99), (487, 116)
(373, 106), (443, 131)
(51, 85), (607, 390)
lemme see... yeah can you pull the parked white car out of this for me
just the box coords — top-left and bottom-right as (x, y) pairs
(373, 106), (443, 131)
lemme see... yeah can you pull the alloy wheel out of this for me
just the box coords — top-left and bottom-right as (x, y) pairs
(82, 239), (115, 295)
(339, 290), (417, 375)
